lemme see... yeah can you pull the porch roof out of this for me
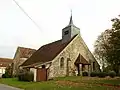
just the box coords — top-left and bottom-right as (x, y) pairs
(75, 54), (90, 65)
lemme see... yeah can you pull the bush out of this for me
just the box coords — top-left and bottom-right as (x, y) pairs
(82, 71), (88, 76)
(108, 71), (116, 78)
(117, 72), (120, 77)
(26, 72), (34, 81)
(2, 72), (11, 78)
(18, 71), (34, 82)
(2, 74), (6, 78)
(18, 73), (25, 81)
(98, 72), (107, 78)
(90, 72), (98, 77)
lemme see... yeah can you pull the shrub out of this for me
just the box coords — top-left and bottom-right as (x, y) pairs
(108, 71), (116, 78)
(90, 72), (98, 77)
(2, 74), (6, 78)
(2, 72), (11, 78)
(18, 71), (34, 82)
(117, 72), (120, 77)
(18, 73), (25, 81)
(26, 72), (34, 81)
(98, 72), (107, 78)
(82, 71), (88, 76)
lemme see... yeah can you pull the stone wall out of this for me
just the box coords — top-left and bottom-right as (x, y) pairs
(13, 50), (28, 75)
(48, 34), (100, 79)
(13, 48), (20, 75)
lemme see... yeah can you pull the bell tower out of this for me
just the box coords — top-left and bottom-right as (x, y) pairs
(62, 14), (80, 43)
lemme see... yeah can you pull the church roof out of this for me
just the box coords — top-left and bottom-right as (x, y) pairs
(21, 35), (77, 67)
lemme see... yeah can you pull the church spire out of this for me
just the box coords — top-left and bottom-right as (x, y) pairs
(69, 10), (73, 25)
(62, 10), (80, 43)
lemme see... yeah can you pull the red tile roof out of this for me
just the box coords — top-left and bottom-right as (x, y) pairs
(21, 35), (77, 67)
(0, 58), (13, 67)
(17, 47), (36, 58)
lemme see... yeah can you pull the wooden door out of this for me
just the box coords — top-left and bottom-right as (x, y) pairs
(36, 68), (47, 81)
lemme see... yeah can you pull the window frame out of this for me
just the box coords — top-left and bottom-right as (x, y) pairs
(60, 57), (64, 68)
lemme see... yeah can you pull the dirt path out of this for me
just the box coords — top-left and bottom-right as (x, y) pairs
(56, 80), (120, 89)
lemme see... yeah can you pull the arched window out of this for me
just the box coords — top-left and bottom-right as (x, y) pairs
(60, 57), (64, 68)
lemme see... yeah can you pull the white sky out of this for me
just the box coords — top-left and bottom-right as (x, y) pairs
(0, 0), (120, 58)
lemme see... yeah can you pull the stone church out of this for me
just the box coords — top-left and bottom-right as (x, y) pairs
(21, 15), (100, 82)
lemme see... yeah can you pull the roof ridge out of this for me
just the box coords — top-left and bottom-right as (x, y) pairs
(18, 46), (36, 50)
(40, 39), (62, 48)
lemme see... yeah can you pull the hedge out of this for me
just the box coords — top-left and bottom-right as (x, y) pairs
(18, 71), (34, 82)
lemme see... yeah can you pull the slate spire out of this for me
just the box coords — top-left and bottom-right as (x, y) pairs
(69, 10), (73, 25)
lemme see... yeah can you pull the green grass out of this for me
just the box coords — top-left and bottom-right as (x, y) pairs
(0, 77), (120, 90)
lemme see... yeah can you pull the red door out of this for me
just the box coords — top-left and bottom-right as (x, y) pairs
(36, 68), (47, 81)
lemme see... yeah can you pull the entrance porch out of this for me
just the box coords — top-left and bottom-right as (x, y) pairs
(75, 54), (90, 76)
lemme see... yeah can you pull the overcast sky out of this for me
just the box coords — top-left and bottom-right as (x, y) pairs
(0, 0), (120, 58)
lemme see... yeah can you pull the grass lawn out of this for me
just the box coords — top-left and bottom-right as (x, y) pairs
(0, 77), (120, 90)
